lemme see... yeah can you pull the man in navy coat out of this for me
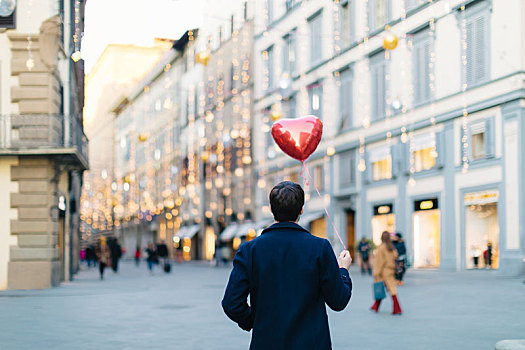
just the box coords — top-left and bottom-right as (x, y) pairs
(222, 181), (352, 349)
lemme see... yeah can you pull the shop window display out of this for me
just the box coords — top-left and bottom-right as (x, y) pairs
(465, 198), (498, 269)
(372, 204), (395, 246)
(310, 217), (326, 239)
(413, 199), (440, 268)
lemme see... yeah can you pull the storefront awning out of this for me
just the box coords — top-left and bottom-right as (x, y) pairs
(256, 219), (274, 236)
(220, 223), (239, 241)
(298, 211), (324, 228)
(235, 222), (257, 238)
(176, 224), (200, 239)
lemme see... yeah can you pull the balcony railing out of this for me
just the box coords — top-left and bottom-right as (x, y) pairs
(0, 114), (89, 169)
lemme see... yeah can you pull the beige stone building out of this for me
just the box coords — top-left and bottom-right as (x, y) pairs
(0, 0), (88, 289)
(81, 42), (171, 247)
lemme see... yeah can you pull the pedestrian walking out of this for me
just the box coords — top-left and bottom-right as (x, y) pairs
(134, 246), (141, 267)
(109, 238), (122, 273)
(222, 181), (352, 349)
(357, 237), (372, 275)
(370, 231), (402, 315)
(86, 244), (96, 267)
(393, 233), (407, 285)
(145, 242), (158, 274)
(156, 240), (170, 271)
(95, 236), (111, 280)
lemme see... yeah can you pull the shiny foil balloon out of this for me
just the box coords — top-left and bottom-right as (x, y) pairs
(271, 115), (323, 161)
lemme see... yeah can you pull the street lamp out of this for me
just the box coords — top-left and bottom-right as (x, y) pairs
(0, 0), (16, 17)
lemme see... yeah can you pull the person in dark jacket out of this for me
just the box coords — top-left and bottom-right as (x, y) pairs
(109, 238), (122, 273)
(393, 233), (407, 284)
(145, 242), (158, 274)
(222, 181), (352, 350)
(357, 237), (372, 275)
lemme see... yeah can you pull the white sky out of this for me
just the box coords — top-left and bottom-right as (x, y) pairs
(82, 0), (205, 73)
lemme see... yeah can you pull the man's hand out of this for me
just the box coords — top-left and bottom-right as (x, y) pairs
(337, 250), (352, 270)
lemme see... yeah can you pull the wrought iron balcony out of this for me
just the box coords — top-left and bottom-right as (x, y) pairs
(0, 114), (89, 170)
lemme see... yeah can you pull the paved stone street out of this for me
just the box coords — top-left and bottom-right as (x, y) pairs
(0, 261), (524, 350)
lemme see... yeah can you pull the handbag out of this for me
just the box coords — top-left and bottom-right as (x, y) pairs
(373, 281), (386, 300)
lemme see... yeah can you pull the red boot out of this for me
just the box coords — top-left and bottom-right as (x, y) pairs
(392, 295), (402, 315)
(370, 299), (381, 313)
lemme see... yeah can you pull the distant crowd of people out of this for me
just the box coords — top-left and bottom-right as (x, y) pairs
(82, 236), (122, 279)
(82, 239), (176, 279)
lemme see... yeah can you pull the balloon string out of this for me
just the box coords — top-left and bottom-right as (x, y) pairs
(303, 162), (347, 251)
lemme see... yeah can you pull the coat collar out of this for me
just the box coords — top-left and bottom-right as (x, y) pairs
(261, 221), (310, 235)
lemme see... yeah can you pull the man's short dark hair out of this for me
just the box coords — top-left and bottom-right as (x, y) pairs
(269, 181), (304, 222)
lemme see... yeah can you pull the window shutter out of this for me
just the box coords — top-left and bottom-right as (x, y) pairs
(484, 117), (495, 158)
(370, 64), (379, 120)
(364, 152), (372, 184)
(435, 131), (445, 168)
(422, 40), (431, 102)
(461, 124), (474, 164)
(401, 141), (410, 175)
(390, 144), (398, 179)
(412, 44), (422, 105)
(368, 0), (375, 32)
(378, 60), (386, 119)
(405, 0), (417, 11)
(282, 39), (289, 75)
(474, 13), (488, 84)
(465, 20), (475, 87)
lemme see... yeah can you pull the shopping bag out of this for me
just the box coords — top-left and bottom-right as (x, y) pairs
(163, 262), (172, 273)
(373, 281), (386, 300)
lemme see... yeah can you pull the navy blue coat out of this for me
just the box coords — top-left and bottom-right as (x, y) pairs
(222, 222), (352, 350)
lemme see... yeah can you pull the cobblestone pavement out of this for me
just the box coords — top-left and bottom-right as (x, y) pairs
(0, 260), (524, 350)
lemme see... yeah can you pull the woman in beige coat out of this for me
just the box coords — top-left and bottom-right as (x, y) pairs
(96, 236), (111, 280)
(370, 231), (402, 315)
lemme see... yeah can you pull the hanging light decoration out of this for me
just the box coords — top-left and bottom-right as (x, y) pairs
(71, 0), (81, 62)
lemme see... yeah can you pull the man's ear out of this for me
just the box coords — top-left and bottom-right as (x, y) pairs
(300, 207), (304, 215)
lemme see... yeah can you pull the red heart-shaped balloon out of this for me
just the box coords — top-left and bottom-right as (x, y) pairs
(271, 115), (323, 161)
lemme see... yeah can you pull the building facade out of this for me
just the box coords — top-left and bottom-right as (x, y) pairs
(81, 42), (170, 252)
(0, 0), (88, 289)
(253, 0), (525, 274)
(110, 0), (257, 261)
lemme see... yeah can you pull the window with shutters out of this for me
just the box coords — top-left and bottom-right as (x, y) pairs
(283, 94), (296, 119)
(339, 1), (353, 49)
(339, 150), (355, 188)
(286, 0), (300, 11)
(339, 68), (353, 131)
(411, 133), (437, 172)
(369, 146), (392, 181)
(309, 12), (323, 67)
(263, 46), (274, 92)
(405, 0), (425, 12)
(369, 0), (390, 32)
(370, 52), (387, 121)
(313, 165), (324, 192)
(308, 82), (323, 120)
(464, 4), (490, 87)
(283, 29), (297, 76)
(462, 117), (495, 163)
(412, 29), (433, 106)
(264, 107), (276, 159)
(266, 0), (273, 26)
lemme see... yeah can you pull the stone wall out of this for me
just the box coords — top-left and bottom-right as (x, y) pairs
(8, 157), (60, 289)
